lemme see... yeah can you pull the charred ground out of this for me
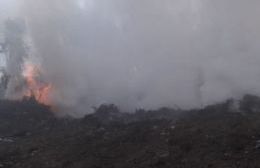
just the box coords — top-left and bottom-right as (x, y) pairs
(0, 95), (260, 167)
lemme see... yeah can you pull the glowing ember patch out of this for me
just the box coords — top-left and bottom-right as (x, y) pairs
(23, 63), (52, 105)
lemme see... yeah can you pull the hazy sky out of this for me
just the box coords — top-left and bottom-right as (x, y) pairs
(3, 0), (260, 114)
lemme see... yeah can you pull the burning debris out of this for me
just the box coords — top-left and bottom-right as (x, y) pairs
(22, 62), (52, 105)
(0, 19), (53, 106)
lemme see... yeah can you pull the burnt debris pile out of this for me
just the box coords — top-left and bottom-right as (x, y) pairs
(1, 95), (260, 167)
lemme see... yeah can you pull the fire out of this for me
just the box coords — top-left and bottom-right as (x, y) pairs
(23, 63), (52, 105)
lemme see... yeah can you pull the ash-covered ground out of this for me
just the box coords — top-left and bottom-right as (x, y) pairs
(1, 95), (260, 168)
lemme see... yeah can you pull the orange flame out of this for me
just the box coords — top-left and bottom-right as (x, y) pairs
(23, 63), (52, 105)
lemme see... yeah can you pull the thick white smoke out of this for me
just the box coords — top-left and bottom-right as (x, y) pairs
(12, 0), (260, 114)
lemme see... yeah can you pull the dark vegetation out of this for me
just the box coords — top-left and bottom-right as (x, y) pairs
(1, 95), (260, 167)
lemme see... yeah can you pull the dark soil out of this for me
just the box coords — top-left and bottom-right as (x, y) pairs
(0, 95), (260, 168)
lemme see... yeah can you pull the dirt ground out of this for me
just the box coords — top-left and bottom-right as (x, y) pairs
(0, 95), (260, 168)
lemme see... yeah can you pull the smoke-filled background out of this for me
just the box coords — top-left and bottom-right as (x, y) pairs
(2, 0), (260, 114)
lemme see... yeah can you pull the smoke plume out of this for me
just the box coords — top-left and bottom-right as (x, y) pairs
(7, 0), (260, 114)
